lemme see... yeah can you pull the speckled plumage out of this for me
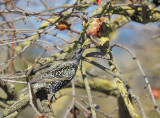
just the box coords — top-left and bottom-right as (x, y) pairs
(31, 62), (78, 95)
(22, 47), (84, 101)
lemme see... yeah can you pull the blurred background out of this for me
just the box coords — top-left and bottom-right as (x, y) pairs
(0, 0), (160, 118)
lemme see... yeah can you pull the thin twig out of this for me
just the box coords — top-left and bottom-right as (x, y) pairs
(110, 43), (160, 114)
(63, 79), (76, 118)
(25, 46), (50, 115)
(0, 79), (27, 83)
(83, 56), (147, 117)
(80, 61), (97, 118)
(10, 20), (14, 74)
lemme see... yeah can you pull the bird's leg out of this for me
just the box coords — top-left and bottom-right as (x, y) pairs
(28, 83), (42, 115)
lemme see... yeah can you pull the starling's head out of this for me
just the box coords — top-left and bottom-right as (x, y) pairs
(72, 47), (85, 61)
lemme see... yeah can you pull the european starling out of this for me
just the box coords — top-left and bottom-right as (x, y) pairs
(21, 47), (85, 101)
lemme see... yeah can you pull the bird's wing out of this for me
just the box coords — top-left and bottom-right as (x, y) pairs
(29, 64), (60, 83)
(30, 62), (75, 83)
(34, 76), (72, 83)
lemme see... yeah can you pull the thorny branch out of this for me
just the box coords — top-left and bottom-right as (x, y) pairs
(110, 43), (160, 114)
(0, 0), (160, 118)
